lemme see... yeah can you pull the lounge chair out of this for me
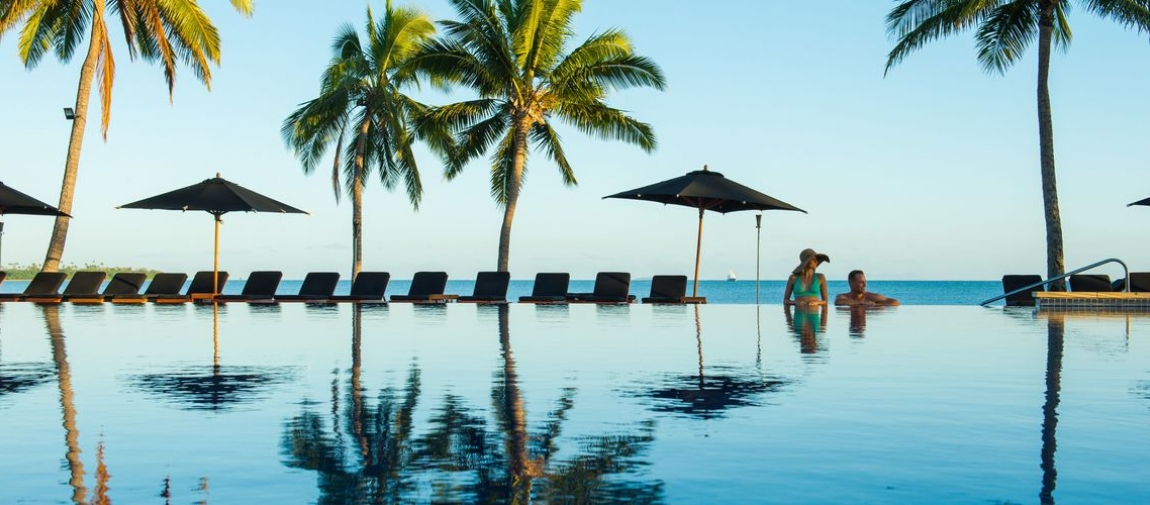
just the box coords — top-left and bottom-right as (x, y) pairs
(641, 275), (704, 304)
(25, 271), (107, 303)
(1001, 275), (1043, 307)
(153, 271), (229, 304)
(215, 271), (283, 303)
(274, 272), (340, 302)
(458, 271), (510, 303)
(569, 272), (633, 304)
(391, 271), (456, 303)
(1069, 274), (1113, 292)
(328, 272), (390, 303)
(519, 273), (570, 303)
(1109, 272), (1150, 292)
(0, 272), (67, 302)
(69, 272), (147, 303)
(108, 273), (188, 303)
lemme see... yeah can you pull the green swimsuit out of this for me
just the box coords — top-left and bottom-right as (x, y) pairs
(793, 274), (820, 298)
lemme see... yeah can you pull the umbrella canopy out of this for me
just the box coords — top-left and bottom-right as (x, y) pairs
(1128, 197), (1150, 207)
(117, 174), (307, 295)
(0, 181), (69, 216)
(604, 165), (805, 296)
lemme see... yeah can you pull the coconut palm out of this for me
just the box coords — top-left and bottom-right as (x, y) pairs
(282, 2), (434, 279)
(0, 0), (254, 272)
(885, 0), (1150, 290)
(413, 0), (666, 272)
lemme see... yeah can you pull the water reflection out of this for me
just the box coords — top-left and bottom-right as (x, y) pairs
(128, 303), (293, 411)
(42, 305), (90, 504)
(643, 305), (790, 419)
(784, 304), (827, 354)
(282, 305), (663, 503)
(1040, 313), (1065, 505)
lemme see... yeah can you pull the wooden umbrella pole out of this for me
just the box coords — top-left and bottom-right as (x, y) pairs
(213, 213), (221, 296)
(693, 207), (704, 297)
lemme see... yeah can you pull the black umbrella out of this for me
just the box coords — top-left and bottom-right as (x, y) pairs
(117, 174), (307, 295)
(0, 181), (70, 216)
(605, 165), (805, 296)
(1128, 197), (1150, 207)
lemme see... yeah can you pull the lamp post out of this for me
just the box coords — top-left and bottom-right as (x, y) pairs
(755, 213), (762, 305)
(63, 108), (75, 120)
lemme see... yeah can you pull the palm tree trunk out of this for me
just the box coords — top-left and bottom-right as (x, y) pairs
(497, 121), (530, 272)
(42, 16), (104, 272)
(1037, 3), (1065, 291)
(497, 306), (533, 501)
(351, 116), (371, 279)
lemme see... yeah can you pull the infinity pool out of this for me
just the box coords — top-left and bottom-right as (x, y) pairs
(0, 302), (1147, 503)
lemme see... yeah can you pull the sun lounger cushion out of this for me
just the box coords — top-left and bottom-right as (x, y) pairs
(571, 272), (633, 303)
(459, 271), (510, 303)
(275, 272), (340, 301)
(519, 273), (570, 303)
(108, 273), (188, 302)
(391, 271), (452, 302)
(152, 271), (228, 303)
(54, 271), (108, 301)
(216, 271), (282, 301)
(328, 272), (390, 302)
(1111, 272), (1150, 293)
(1001, 274), (1043, 307)
(1069, 274), (1112, 292)
(642, 275), (688, 304)
(0, 272), (67, 301)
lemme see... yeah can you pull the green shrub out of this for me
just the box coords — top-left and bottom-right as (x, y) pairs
(1, 263), (161, 280)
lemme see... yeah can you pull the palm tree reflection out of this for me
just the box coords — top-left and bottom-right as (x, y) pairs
(282, 305), (663, 503)
(42, 305), (89, 504)
(1040, 313), (1064, 505)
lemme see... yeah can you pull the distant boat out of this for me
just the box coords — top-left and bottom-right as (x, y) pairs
(727, 271), (737, 282)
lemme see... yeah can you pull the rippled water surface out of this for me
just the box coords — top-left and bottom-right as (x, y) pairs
(0, 302), (1147, 503)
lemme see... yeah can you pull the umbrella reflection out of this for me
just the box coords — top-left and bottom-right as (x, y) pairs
(128, 304), (293, 411)
(642, 305), (791, 420)
(282, 305), (663, 502)
(0, 361), (54, 398)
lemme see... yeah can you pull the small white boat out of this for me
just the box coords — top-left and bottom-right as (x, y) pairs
(727, 271), (737, 282)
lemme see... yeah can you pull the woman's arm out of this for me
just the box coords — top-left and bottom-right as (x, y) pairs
(819, 273), (829, 301)
(783, 275), (796, 305)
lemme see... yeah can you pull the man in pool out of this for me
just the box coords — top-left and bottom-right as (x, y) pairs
(834, 270), (900, 306)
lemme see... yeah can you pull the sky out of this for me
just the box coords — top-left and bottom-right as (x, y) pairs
(2, 1), (1149, 282)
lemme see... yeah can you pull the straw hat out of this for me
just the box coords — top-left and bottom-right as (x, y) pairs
(792, 248), (830, 275)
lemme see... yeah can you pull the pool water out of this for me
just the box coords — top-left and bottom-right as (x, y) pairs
(0, 302), (1147, 503)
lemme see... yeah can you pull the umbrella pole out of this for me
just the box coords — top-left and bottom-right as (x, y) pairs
(213, 213), (221, 296)
(693, 208), (704, 297)
(756, 214), (762, 305)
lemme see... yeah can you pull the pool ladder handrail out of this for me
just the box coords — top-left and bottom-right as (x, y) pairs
(980, 257), (1130, 306)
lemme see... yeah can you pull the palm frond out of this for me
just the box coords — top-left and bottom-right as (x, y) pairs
(554, 102), (656, 152)
(488, 129), (518, 205)
(975, 1), (1038, 73)
(93, 11), (115, 138)
(885, 0), (997, 75)
(1085, 0), (1150, 34)
(529, 122), (575, 185)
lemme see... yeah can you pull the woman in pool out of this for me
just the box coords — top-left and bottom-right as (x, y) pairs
(783, 248), (829, 306)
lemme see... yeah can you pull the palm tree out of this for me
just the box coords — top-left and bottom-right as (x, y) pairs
(282, 2), (434, 279)
(0, 0), (255, 273)
(885, 0), (1150, 290)
(413, 0), (666, 272)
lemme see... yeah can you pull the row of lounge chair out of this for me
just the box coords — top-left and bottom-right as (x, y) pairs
(1001, 272), (1150, 306)
(0, 270), (706, 305)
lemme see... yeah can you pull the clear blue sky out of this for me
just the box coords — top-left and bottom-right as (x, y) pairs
(2, 1), (1149, 281)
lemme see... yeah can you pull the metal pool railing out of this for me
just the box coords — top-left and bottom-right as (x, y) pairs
(980, 257), (1131, 306)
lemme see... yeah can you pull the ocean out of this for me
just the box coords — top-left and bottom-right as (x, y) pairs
(0, 278), (1005, 305)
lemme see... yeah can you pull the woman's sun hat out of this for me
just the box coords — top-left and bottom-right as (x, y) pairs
(793, 248), (830, 275)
